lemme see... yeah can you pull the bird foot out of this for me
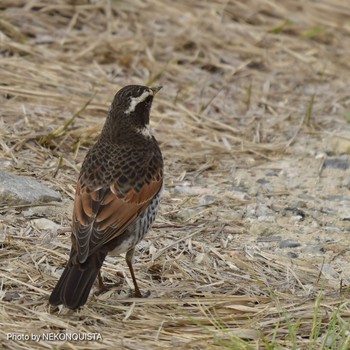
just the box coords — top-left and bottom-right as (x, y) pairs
(96, 271), (125, 295)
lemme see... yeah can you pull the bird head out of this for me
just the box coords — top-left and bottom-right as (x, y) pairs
(109, 85), (162, 130)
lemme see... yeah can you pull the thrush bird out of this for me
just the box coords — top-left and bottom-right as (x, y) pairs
(49, 85), (163, 309)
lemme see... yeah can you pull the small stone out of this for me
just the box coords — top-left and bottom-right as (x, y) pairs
(304, 244), (325, 253)
(322, 335), (338, 347)
(315, 151), (327, 160)
(194, 252), (210, 265)
(257, 215), (275, 222)
(174, 185), (193, 195)
(256, 178), (270, 185)
(307, 221), (319, 229)
(284, 207), (306, 219)
(327, 135), (350, 155)
(250, 222), (277, 236)
(0, 171), (61, 205)
(246, 203), (274, 218)
(31, 218), (61, 233)
(298, 194), (315, 201)
(321, 264), (339, 279)
(289, 215), (304, 224)
(226, 190), (248, 201)
(279, 239), (301, 248)
(324, 226), (342, 233)
(177, 208), (199, 221)
(256, 204), (276, 217)
(324, 157), (350, 170)
(198, 195), (216, 206)
(3, 291), (21, 302)
(22, 208), (36, 218)
(286, 252), (298, 259)
(0, 160), (12, 168)
(325, 195), (348, 202)
(320, 207), (336, 215)
(23, 200), (72, 220)
(256, 235), (282, 242)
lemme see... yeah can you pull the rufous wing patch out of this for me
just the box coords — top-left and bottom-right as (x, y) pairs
(72, 170), (163, 263)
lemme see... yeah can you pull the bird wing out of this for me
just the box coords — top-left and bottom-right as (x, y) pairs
(72, 169), (163, 263)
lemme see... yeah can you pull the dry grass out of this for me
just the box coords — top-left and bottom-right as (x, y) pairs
(1, 0), (350, 349)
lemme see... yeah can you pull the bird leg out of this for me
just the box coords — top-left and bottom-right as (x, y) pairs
(96, 270), (125, 295)
(97, 271), (106, 291)
(125, 248), (142, 298)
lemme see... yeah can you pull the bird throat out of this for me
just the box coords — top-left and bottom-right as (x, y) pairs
(136, 125), (152, 138)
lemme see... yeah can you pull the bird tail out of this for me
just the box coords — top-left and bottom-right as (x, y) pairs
(49, 251), (107, 309)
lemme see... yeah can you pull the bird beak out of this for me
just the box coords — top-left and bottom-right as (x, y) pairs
(150, 86), (162, 95)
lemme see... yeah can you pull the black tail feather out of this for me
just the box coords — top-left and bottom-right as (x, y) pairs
(49, 251), (107, 309)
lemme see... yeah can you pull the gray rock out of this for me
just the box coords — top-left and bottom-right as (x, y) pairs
(22, 208), (37, 218)
(286, 252), (298, 259)
(324, 158), (350, 170)
(31, 218), (61, 233)
(325, 195), (349, 202)
(0, 171), (61, 205)
(279, 239), (301, 248)
(176, 208), (199, 221)
(257, 215), (275, 222)
(284, 207), (306, 219)
(322, 334), (338, 347)
(250, 222), (277, 236)
(289, 215), (304, 224)
(304, 244), (325, 253)
(198, 195), (216, 206)
(256, 178), (270, 185)
(0, 160), (12, 168)
(324, 226), (342, 233)
(228, 190), (248, 201)
(321, 264), (339, 279)
(256, 235), (281, 242)
(173, 185), (193, 195)
(246, 203), (274, 218)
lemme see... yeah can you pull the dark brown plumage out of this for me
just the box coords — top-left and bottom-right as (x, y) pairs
(49, 85), (163, 309)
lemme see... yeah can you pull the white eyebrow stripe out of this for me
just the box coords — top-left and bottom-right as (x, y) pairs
(125, 90), (151, 114)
